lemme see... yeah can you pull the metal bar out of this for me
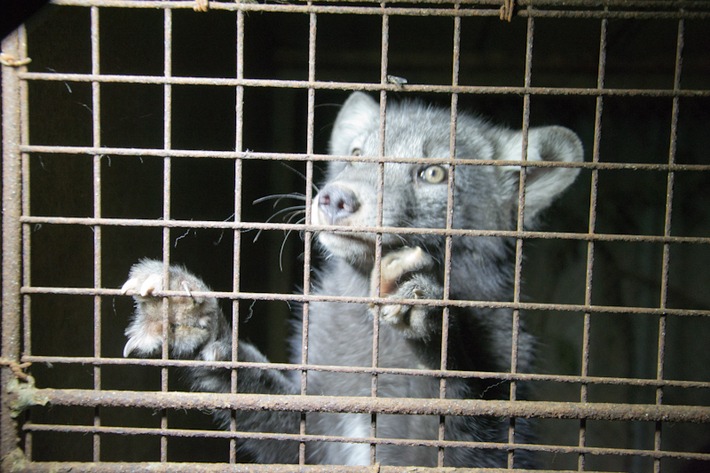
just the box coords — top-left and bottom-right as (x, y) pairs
(370, 5), (390, 464)
(507, 5), (534, 468)
(17, 72), (710, 98)
(19, 285), (710, 319)
(1, 27), (27, 461)
(16, 212), (710, 244)
(578, 11), (608, 470)
(43, 0), (710, 8)
(45, 0), (710, 8)
(298, 5), (318, 465)
(653, 17), (686, 473)
(90, 4), (103, 463)
(437, 5), (462, 466)
(18, 354), (710, 390)
(34, 388), (710, 424)
(19, 20), (34, 462)
(42, 0), (710, 20)
(17, 145), (710, 172)
(231, 4), (246, 464)
(160, 5), (175, 463)
(16, 423), (710, 463)
(0, 459), (635, 473)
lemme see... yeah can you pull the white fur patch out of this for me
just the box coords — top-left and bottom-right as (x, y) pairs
(339, 415), (370, 466)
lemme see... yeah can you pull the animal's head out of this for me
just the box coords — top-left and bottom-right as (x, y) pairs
(313, 92), (583, 267)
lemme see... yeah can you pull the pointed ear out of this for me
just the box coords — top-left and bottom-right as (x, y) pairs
(329, 92), (379, 155)
(500, 125), (583, 225)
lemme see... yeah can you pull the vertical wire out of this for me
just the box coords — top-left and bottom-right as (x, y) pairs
(20, 30), (32, 366)
(1, 24), (29, 460)
(654, 16), (684, 473)
(90, 4), (102, 463)
(18, 20), (33, 459)
(368, 6), (390, 464)
(231, 5), (246, 464)
(508, 8), (534, 468)
(579, 15), (608, 472)
(437, 6), (461, 467)
(298, 6), (318, 464)
(160, 5), (174, 462)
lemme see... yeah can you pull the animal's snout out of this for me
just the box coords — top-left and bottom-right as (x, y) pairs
(317, 184), (360, 224)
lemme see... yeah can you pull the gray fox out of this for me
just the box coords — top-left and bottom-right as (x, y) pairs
(121, 92), (583, 467)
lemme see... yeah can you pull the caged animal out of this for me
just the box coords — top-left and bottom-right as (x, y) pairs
(121, 92), (583, 467)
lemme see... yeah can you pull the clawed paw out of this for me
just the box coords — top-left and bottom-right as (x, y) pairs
(369, 247), (442, 338)
(121, 260), (219, 358)
(121, 272), (164, 298)
(371, 246), (434, 297)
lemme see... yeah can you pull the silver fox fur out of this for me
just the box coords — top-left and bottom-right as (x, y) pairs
(121, 92), (583, 467)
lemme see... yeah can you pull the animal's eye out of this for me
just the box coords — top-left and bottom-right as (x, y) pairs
(418, 165), (448, 184)
(351, 147), (362, 156)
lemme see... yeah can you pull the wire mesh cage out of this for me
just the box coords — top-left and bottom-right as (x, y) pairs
(2, 0), (710, 471)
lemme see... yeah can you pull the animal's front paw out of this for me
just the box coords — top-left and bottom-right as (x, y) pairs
(369, 247), (442, 339)
(121, 260), (220, 358)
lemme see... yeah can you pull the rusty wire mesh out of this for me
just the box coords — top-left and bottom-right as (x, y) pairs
(2, 0), (710, 471)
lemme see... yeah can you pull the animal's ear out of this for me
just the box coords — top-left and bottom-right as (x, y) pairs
(499, 125), (583, 225)
(329, 92), (379, 155)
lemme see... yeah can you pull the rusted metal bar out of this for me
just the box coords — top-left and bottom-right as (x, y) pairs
(43, 0), (710, 21)
(16, 214), (710, 249)
(17, 72), (710, 98)
(18, 284), (710, 319)
(17, 144), (710, 173)
(1, 28), (28, 460)
(19, 354), (710, 391)
(37, 388), (710, 424)
(17, 422), (710, 463)
(45, 0), (710, 7)
(44, 0), (710, 7)
(0, 459), (592, 473)
(230, 4), (246, 464)
(89, 5), (105, 463)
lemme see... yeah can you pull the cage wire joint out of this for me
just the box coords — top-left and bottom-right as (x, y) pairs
(500, 0), (516, 21)
(0, 358), (48, 418)
(0, 53), (32, 67)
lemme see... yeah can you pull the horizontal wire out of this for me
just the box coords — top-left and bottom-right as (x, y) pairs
(19, 215), (710, 247)
(22, 422), (710, 462)
(46, 0), (710, 20)
(22, 355), (710, 391)
(0, 460), (685, 473)
(19, 71), (710, 98)
(36, 388), (710, 424)
(19, 284), (710, 318)
(20, 145), (710, 173)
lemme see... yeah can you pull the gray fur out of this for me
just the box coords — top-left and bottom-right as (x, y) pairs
(121, 92), (583, 466)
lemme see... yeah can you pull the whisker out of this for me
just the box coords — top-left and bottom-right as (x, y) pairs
(275, 162), (320, 195)
(265, 205), (306, 223)
(253, 193), (307, 206)
(254, 206), (307, 244)
(284, 209), (306, 224)
(278, 217), (307, 271)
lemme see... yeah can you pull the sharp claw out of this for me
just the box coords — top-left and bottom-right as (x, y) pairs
(139, 274), (163, 297)
(123, 339), (137, 358)
(120, 277), (139, 295)
(123, 330), (162, 358)
(181, 281), (194, 300)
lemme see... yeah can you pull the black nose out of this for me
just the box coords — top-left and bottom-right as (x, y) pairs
(317, 184), (360, 224)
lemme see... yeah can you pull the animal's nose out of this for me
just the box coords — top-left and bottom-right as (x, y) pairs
(317, 184), (360, 224)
